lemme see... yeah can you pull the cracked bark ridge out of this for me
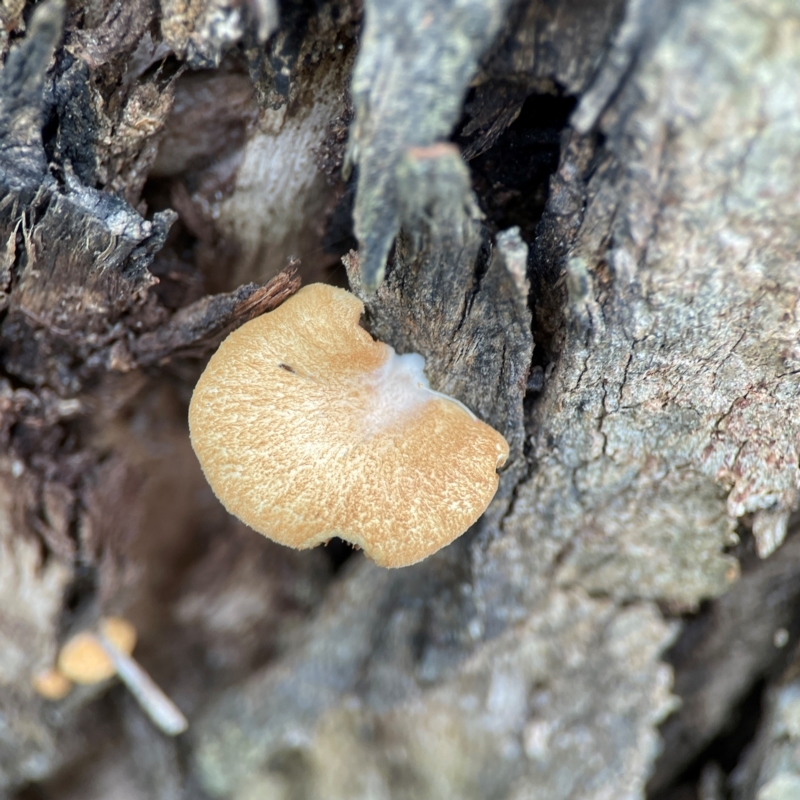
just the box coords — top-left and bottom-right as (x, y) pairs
(0, 1), (300, 389)
(477, 0), (800, 625)
(0, 0), (63, 178)
(160, 0), (278, 69)
(347, 0), (512, 290)
(0, 176), (173, 391)
(131, 268), (300, 366)
(0, 7), (173, 393)
(54, 19), (177, 208)
(65, 0), (155, 70)
(243, 1), (358, 111)
(569, 0), (674, 135)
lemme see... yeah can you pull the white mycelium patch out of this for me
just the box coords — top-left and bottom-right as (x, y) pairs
(360, 349), (476, 436)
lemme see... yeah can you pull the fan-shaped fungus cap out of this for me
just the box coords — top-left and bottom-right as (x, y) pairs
(57, 617), (137, 685)
(189, 283), (509, 567)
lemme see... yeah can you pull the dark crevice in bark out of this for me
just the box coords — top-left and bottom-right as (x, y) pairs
(650, 679), (766, 800)
(61, 564), (100, 620)
(724, 519), (761, 575)
(460, 91), (577, 244)
(525, 129), (602, 409)
(321, 175), (358, 276)
(649, 527), (800, 796)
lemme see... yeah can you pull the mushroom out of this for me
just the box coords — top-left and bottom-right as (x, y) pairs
(58, 616), (137, 684)
(31, 667), (73, 701)
(56, 617), (188, 736)
(189, 283), (509, 567)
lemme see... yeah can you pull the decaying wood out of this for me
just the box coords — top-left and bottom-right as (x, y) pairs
(1, 0), (799, 798)
(0, 6), (310, 791)
(730, 627), (800, 800)
(650, 525), (800, 796)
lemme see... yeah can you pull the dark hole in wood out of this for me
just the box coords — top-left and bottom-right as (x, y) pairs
(61, 565), (99, 633)
(458, 91), (577, 243)
(321, 173), (358, 282)
(648, 545), (800, 800)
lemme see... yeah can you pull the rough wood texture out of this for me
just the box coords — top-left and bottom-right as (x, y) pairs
(1, 0), (799, 798)
(731, 634), (800, 800)
(650, 523), (800, 796)
(0, 4), (309, 792)
(347, 0), (512, 290)
(193, 0), (800, 797)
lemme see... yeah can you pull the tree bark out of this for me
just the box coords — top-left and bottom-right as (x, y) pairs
(0, 1), (798, 799)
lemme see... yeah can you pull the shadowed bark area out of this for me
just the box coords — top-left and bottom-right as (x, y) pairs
(0, 1), (798, 799)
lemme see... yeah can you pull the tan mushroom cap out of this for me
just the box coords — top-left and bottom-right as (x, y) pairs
(188, 283), (509, 568)
(32, 667), (73, 700)
(57, 617), (137, 685)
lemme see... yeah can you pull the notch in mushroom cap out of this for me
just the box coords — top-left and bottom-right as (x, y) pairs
(189, 283), (509, 568)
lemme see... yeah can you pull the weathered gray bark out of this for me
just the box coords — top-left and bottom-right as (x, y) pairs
(0, 0), (799, 799)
